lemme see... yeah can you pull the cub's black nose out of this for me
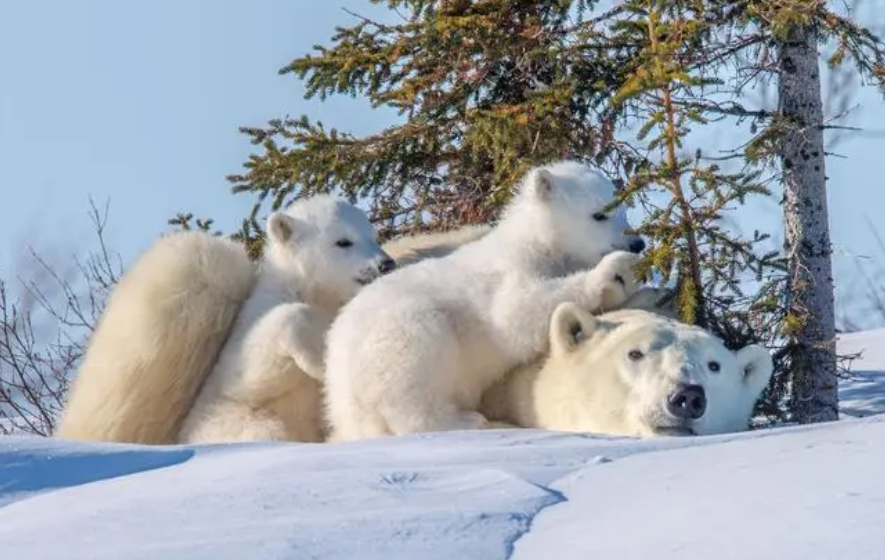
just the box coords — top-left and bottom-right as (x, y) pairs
(628, 238), (646, 254)
(378, 258), (397, 274)
(666, 384), (707, 420)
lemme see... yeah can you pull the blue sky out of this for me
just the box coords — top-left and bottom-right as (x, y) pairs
(0, 1), (395, 266)
(1, 1), (883, 326)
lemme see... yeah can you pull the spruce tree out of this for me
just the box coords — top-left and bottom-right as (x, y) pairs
(225, 0), (885, 423)
(778, 20), (838, 424)
(696, 0), (884, 423)
(762, 2), (884, 423)
(227, 0), (641, 251)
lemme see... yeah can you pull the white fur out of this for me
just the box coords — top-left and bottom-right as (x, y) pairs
(56, 231), (256, 444)
(383, 225), (678, 317)
(178, 195), (394, 444)
(382, 225), (491, 266)
(481, 304), (774, 437)
(323, 160), (647, 441)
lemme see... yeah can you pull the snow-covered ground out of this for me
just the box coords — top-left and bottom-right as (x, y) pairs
(2, 329), (885, 559)
(837, 327), (885, 418)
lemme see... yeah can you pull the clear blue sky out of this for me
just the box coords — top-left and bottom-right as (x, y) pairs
(1, 1), (883, 326)
(0, 0), (395, 266)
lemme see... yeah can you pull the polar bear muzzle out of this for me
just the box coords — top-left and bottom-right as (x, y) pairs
(627, 237), (646, 254)
(376, 255), (397, 275)
(665, 383), (707, 420)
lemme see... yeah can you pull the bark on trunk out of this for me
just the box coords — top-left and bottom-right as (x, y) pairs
(779, 24), (839, 424)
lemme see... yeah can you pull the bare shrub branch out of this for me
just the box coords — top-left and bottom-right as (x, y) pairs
(0, 198), (121, 435)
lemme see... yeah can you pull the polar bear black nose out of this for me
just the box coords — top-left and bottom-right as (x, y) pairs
(628, 238), (646, 254)
(666, 384), (707, 419)
(377, 257), (397, 274)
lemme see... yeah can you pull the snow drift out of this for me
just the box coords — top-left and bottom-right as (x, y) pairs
(0, 329), (883, 559)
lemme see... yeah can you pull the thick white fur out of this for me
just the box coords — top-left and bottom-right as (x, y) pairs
(481, 304), (774, 437)
(385, 226), (677, 317)
(56, 231), (256, 444)
(323, 160), (649, 441)
(178, 195), (395, 444)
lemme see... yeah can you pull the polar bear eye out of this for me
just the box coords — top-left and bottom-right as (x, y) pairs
(591, 212), (609, 222)
(708, 361), (721, 372)
(336, 239), (354, 248)
(627, 349), (644, 361)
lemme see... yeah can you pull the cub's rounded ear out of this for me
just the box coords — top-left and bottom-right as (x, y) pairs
(267, 212), (295, 245)
(734, 344), (774, 396)
(525, 168), (554, 202)
(549, 302), (599, 355)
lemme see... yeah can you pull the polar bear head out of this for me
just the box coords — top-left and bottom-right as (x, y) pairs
(265, 195), (396, 305)
(503, 161), (645, 269)
(535, 303), (773, 437)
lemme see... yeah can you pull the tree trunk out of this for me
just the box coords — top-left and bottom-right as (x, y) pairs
(779, 24), (839, 424)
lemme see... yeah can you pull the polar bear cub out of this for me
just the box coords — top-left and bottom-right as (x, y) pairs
(481, 304), (774, 437)
(383, 225), (679, 318)
(178, 195), (395, 444)
(323, 160), (648, 441)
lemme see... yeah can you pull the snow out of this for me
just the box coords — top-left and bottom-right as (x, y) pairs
(1, 328), (885, 559)
(837, 327), (885, 418)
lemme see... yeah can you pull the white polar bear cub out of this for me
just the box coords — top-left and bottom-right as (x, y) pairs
(178, 195), (395, 444)
(323, 160), (648, 441)
(481, 304), (774, 437)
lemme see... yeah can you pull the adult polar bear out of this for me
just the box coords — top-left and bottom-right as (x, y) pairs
(56, 195), (395, 445)
(481, 304), (774, 437)
(323, 160), (648, 441)
(56, 231), (255, 444)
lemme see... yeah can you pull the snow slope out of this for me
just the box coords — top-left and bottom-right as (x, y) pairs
(0, 329), (884, 559)
(838, 327), (885, 417)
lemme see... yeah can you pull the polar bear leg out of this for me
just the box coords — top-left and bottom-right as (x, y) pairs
(381, 400), (489, 435)
(329, 309), (489, 439)
(227, 302), (326, 406)
(374, 342), (490, 436)
(179, 399), (289, 444)
(234, 414), (290, 442)
(274, 302), (326, 381)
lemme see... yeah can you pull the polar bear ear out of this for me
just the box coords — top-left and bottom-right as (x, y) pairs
(267, 212), (297, 246)
(734, 344), (774, 396)
(549, 302), (599, 355)
(525, 168), (554, 202)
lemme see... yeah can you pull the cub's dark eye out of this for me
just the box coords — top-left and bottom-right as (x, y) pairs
(592, 212), (609, 222)
(336, 239), (353, 248)
(708, 361), (721, 372)
(628, 349), (644, 361)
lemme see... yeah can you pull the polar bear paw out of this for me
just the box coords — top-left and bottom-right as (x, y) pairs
(588, 250), (643, 311)
(443, 410), (490, 432)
